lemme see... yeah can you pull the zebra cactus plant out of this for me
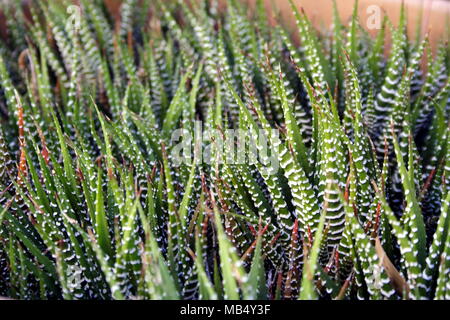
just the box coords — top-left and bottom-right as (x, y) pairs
(0, 0), (449, 300)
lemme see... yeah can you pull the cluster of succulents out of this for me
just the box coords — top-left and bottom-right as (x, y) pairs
(0, 0), (449, 300)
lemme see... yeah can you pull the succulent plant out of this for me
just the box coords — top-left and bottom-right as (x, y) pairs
(0, 0), (448, 300)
